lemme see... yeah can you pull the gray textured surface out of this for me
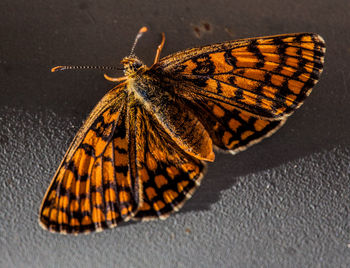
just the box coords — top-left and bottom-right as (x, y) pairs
(1, 0), (350, 267)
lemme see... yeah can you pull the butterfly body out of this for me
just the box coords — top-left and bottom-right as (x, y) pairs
(40, 30), (325, 234)
(121, 56), (215, 162)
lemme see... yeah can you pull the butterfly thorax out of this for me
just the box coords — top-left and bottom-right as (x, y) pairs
(122, 56), (166, 104)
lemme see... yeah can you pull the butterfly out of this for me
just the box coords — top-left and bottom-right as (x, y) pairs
(40, 26), (325, 234)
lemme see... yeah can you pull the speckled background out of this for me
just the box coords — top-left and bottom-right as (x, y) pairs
(1, 0), (349, 267)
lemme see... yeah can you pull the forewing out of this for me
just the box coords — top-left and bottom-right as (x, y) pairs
(132, 106), (205, 220)
(39, 83), (140, 234)
(157, 33), (325, 119)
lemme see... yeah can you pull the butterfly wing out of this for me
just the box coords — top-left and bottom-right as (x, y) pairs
(132, 105), (205, 220)
(157, 33), (325, 119)
(40, 83), (206, 233)
(39, 83), (141, 234)
(156, 33), (325, 152)
(182, 97), (286, 153)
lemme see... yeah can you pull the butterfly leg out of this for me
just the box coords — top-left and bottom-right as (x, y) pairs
(153, 33), (166, 64)
(103, 74), (127, 82)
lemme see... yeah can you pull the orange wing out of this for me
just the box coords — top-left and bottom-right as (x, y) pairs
(40, 83), (206, 233)
(39, 83), (141, 234)
(183, 97), (286, 153)
(132, 105), (205, 220)
(157, 33), (325, 119)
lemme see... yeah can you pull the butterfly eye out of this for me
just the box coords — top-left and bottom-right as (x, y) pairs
(132, 61), (142, 69)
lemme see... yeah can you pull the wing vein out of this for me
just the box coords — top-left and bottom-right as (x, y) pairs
(111, 134), (121, 219)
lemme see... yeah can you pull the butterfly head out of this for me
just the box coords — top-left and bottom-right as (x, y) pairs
(121, 56), (145, 76)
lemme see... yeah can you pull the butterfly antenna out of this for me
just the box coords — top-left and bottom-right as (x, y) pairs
(51, 65), (123, 72)
(129, 26), (148, 56)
